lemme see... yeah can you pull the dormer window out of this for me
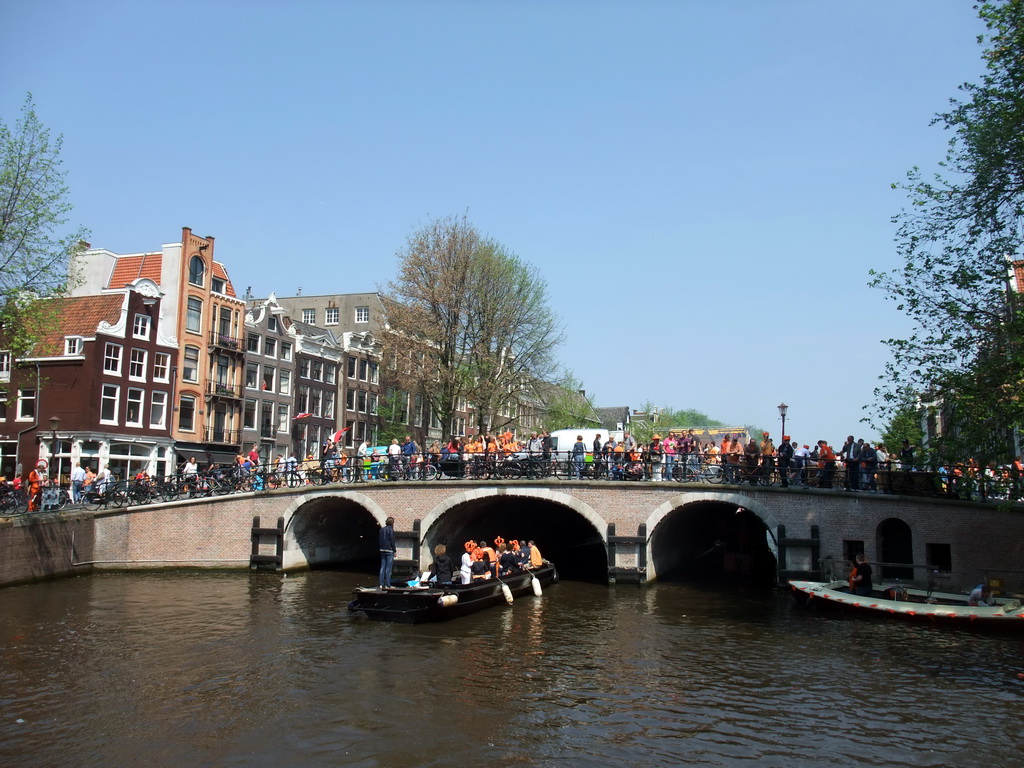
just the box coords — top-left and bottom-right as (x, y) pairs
(188, 256), (205, 287)
(64, 337), (82, 355)
(211, 277), (225, 294)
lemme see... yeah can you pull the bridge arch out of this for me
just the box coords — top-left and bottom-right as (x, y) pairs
(644, 490), (780, 585)
(279, 490), (391, 570)
(418, 487), (610, 580)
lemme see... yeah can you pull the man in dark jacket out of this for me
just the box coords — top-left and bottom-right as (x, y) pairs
(378, 516), (396, 589)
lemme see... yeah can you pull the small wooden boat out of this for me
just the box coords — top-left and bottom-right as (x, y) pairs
(348, 562), (559, 623)
(789, 579), (1024, 630)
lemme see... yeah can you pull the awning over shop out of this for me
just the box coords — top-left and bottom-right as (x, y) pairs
(173, 443), (240, 468)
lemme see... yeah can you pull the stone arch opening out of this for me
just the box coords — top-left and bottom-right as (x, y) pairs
(878, 517), (914, 580)
(283, 493), (384, 571)
(649, 499), (777, 587)
(421, 490), (609, 583)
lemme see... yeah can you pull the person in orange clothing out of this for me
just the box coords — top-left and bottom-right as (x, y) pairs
(817, 440), (836, 489)
(27, 460), (47, 512)
(478, 540), (498, 578)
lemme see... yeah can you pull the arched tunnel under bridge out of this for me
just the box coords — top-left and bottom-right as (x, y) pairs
(650, 500), (778, 587)
(285, 492), (611, 583)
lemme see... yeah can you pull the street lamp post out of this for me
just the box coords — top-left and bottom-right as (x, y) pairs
(48, 415), (60, 481)
(777, 403), (788, 442)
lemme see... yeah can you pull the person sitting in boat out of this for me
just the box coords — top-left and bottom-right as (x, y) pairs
(527, 539), (543, 569)
(497, 542), (522, 576)
(470, 548), (491, 581)
(850, 553), (873, 596)
(429, 544), (455, 585)
(968, 584), (993, 607)
(478, 540), (498, 578)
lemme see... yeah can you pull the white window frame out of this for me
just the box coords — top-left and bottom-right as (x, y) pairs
(280, 342), (293, 362)
(279, 369), (292, 396)
(0, 350), (10, 383)
(244, 398), (257, 430)
(186, 296), (203, 333)
(129, 348), (148, 381)
(263, 337), (277, 358)
(104, 343), (123, 375)
(302, 309), (315, 324)
(153, 352), (171, 383)
(183, 346), (200, 384)
(132, 313), (151, 340)
(355, 306), (369, 323)
(64, 337), (82, 355)
(325, 307), (339, 325)
(277, 403), (290, 433)
(100, 384), (119, 425)
(150, 391), (167, 429)
(125, 387), (145, 427)
(178, 394), (196, 432)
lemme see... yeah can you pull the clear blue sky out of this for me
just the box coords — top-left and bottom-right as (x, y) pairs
(1, 0), (988, 445)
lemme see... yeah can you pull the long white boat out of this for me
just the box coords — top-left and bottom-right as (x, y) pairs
(789, 579), (1024, 630)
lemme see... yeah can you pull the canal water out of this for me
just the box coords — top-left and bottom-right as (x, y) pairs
(1, 571), (1022, 768)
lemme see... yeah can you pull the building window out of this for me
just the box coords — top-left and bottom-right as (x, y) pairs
(100, 384), (119, 424)
(268, 315), (279, 333)
(346, 389), (355, 411)
(369, 361), (379, 384)
(178, 395), (196, 432)
(246, 362), (259, 389)
(133, 313), (151, 340)
(325, 307), (339, 325)
(355, 306), (369, 323)
(325, 363), (336, 385)
(280, 342), (292, 362)
(153, 352), (170, 383)
(103, 343), (122, 375)
(129, 349), (147, 381)
(126, 388), (144, 427)
(299, 358), (310, 379)
(211, 277), (225, 294)
(414, 394), (424, 427)
(302, 308), (315, 324)
(279, 370), (291, 396)
(359, 359), (368, 381)
(264, 337), (277, 358)
(247, 333), (260, 353)
(262, 366), (275, 392)
(347, 356), (356, 378)
(0, 350), (10, 382)
(183, 346), (200, 383)
(16, 388), (36, 420)
(150, 391), (167, 428)
(324, 390), (335, 419)
(64, 337), (81, 355)
(188, 256), (205, 287)
(312, 360), (323, 381)
(310, 388), (322, 417)
(357, 390), (366, 413)
(368, 392), (378, 415)
(297, 385), (310, 413)
(244, 399), (257, 429)
(277, 404), (290, 433)
(186, 297), (202, 333)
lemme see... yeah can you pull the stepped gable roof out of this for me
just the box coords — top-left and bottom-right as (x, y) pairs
(30, 294), (125, 356)
(106, 252), (162, 289)
(212, 261), (239, 298)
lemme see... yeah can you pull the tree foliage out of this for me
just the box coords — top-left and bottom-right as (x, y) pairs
(536, 371), (599, 432)
(0, 94), (87, 358)
(870, 0), (1024, 463)
(381, 215), (563, 438)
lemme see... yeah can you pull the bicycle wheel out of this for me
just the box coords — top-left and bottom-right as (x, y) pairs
(500, 463), (522, 480)
(286, 471), (302, 488)
(420, 464), (438, 481)
(0, 493), (19, 515)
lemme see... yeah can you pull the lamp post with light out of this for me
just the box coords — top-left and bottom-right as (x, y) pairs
(777, 403), (788, 443)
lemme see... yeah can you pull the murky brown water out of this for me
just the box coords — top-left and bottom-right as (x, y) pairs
(1, 572), (1022, 768)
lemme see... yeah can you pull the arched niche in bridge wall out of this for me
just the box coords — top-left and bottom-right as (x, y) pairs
(278, 490), (389, 570)
(644, 490), (780, 585)
(418, 488), (610, 582)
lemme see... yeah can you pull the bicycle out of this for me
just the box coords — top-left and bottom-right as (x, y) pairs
(0, 484), (29, 515)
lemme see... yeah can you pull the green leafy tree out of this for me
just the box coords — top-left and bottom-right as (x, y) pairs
(381, 214), (563, 438)
(376, 388), (411, 446)
(1, 94), (87, 362)
(870, 0), (1024, 464)
(537, 371), (599, 432)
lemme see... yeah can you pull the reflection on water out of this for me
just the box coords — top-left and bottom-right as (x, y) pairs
(1, 573), (1022, 768)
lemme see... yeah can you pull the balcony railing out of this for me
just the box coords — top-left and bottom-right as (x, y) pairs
(205, 427), (241, 446)
(206, 381), (243, 399)
(209, 331), (243, 352)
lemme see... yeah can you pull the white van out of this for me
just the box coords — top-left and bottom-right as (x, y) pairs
(547, 429), (614, 458)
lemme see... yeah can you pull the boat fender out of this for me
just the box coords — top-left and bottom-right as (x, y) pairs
(532, 576), (542, 596)
(502, 582), (513, 605)
(437, 594), (459, 608)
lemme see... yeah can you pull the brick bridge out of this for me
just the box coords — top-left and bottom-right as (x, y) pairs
(5, 480), (1024, 591)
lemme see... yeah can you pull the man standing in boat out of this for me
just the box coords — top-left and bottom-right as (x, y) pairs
(851, 553), (873, 596)
(379, 517), (397, 589)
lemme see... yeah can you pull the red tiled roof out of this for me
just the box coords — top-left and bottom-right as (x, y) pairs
(107, 253), (162, 289)
(212, 261), (238, 298)
(29, 294), (125, 356)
